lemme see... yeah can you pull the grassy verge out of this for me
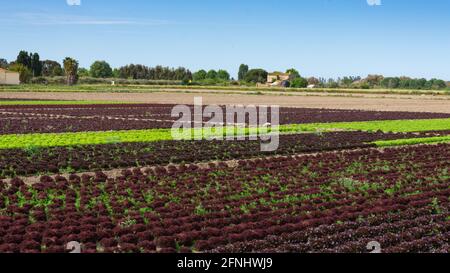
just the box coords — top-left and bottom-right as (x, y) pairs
(0, 118), (449, 149)
(1, 84), (448, 96)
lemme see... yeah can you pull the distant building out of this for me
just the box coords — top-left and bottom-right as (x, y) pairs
(265, 72), (294, 88)
(267, 72), (292, 84)
(0, 68), (20, 85)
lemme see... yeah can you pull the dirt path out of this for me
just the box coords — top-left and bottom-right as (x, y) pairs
(7, 148), (358, 185)
(1, 91), (450, 113)
(155, 88), (450, 100)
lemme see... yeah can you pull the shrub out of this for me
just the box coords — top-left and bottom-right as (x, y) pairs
(9, 63), (33, 83)
(90, 61), (113, 78)
(30, 77), (48, 84)
(244, 69), (268, 83)
(291, 77), (308, 88)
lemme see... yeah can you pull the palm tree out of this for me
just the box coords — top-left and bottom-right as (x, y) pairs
(63, 57), (79, 85)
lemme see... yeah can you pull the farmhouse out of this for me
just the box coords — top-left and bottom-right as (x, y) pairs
(0, 68), (20, 85)
(267, 72), (293, 87)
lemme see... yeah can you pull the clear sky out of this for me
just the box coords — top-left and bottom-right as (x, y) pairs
(1, 0), (450, 80)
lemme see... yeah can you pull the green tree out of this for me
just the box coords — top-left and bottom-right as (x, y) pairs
(388, 78), (400, 89)
(193, 70), (207, 81)
(365, 74), (384, 87)
(398, 77), (411, 89)
(112, 68), (120, 78)
(0, 58), (8, 69)
(307, 77), (320, 85)
(424, 79), (445, 90)
(42, 60), (63, 77)
(117, 64), (192, 80)
(341, 76), (355, 87)
(238, 64), (249, 81)
(30, 53), (42, 77)
(291, 77), (308, 88)
(244, 69), (268, 83)
(16, 51), (31, 68)
(286, 68), (300, 79)
(9, 63), (32, 83)
(63, 57), (79, 85)
(327, 78), (339, 88)
(16, 51), (42, 77)
(90, 61), (113, 78)
(430, 79), (446, 89)
(206, 69), (218, 79)
(381, 77), (400, 89)
(173, 67), (192, 81)
(217, 69), (230, 81)
(78, 68), (90, 77)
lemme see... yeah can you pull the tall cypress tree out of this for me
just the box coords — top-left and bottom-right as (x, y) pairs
(16, 51), (31, 68)
(238, 64), (249, 81)
(31, 53), (42, 77)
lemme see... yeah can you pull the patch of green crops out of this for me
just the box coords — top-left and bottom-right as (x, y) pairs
(280, 118), (450, 133)
(0, 118), (448, 149)
(373, 136), (450, 147)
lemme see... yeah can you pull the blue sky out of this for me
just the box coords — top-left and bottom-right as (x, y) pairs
(1, 0), (450, 80)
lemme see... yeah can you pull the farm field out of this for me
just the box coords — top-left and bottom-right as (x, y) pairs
(0, 101), (449, 253)
(1, 90), (450, 113)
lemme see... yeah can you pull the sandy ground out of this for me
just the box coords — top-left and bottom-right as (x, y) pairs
(156, 88), (449, 100)
(0, 91), (449, 113)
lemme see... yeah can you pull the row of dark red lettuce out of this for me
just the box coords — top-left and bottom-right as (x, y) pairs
(0, 144), (448, 253)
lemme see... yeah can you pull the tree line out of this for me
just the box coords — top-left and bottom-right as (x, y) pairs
(308, 75), (448, 90)
(1, 51), (72, 84)
(1, 50), (449, 89)
(1, 51), (195, 85)
(117, 64), (192, 81)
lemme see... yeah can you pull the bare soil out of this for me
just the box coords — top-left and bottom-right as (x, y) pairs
(0, 91), (449, 113)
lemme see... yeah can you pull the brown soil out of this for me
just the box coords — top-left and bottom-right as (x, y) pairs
(0, 91), (449, 113)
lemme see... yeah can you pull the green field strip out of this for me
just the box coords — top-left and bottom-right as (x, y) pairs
(0, 118), (449, 149)
(280, 118), (450, 133)
(0, 129), (174, 149)
(373, 136), (450, 147)
(0, 128), (260, 149)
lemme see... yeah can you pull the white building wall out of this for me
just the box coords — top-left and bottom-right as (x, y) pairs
(0, 70), (20, 85)
(5, 72), (20, 85)
(0, 70), (5, 84)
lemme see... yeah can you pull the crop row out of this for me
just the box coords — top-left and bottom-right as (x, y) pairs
(210, 208), (448, 253)
(0, 100), (125, 106)
(281, 118), (450, 133)
(1, 119), (450, 150)
(1, 104), (449, 134)
(373, 135), (450, 147)
(4, 104), (449, 121)
(0, 144), (448, 253)
(0, 131), (445, 178)
(0, 116), (174, 135)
